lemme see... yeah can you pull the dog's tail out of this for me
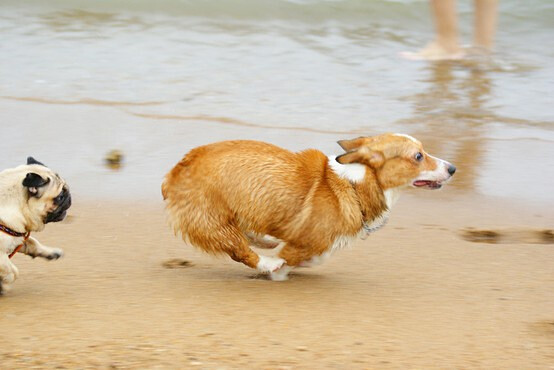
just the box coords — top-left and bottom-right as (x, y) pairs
(162, 152), (209, 241)
(161, 178), (169, 200)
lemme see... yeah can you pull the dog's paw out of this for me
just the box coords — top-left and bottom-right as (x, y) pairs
(0, 262), (19, 294)
(0, 276), (15, 294)
(256, 256), (285, 273)
(44, 248), (64, 261)
(270, 265), (293, 281)
(1, 270), (17, 285)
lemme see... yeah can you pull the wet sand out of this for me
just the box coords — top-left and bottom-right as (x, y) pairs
(1, 193), (553, 368)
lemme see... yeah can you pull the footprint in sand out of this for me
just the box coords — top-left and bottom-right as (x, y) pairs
(461, 228), (554, 245)
(162, 258), (194, 269)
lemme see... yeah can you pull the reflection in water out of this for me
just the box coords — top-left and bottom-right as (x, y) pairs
(401, 60), (553, 202)
(401, 61), (493, 192)
(407, 60), (495, 122)
(466, 67), (493, 111)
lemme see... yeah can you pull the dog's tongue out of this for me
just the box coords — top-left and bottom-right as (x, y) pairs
(413, 180), (443, 189)
(413, 180), (431, 187)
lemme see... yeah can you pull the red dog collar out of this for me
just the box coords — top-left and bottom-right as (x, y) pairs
(0, 224), (30, 258)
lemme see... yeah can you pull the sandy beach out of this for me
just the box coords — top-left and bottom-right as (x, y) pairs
(1, 184), (553, 368)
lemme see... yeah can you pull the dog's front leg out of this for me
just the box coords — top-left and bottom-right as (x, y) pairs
(0, 253), (19, 294)
(20, 236), (63, 260)
(298, 251), (333, 268)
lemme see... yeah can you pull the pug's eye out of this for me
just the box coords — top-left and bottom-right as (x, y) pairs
(414, 152), (424, 162)
(54, 193), (64, 203)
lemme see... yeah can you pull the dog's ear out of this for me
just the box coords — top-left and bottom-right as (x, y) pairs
(22, 173), (50, 197)
(336, 146), (385, 169)
(27, 157), (46, 166)
(337, 137), (367, 152)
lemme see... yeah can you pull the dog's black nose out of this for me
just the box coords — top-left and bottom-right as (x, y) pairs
(448, 164), (456, 176)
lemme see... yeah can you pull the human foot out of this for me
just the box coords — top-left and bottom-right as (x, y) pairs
(401, 41), (465, 61)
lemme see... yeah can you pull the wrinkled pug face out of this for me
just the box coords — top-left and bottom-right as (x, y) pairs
(22, 157), (72, 226)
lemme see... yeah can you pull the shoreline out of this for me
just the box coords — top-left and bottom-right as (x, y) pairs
(1, 98), (553, 205)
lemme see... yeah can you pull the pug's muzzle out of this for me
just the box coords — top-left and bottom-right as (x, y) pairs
(45, 187), (72, 224)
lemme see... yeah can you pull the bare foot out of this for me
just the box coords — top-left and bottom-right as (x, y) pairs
(401, 41), (465, 61)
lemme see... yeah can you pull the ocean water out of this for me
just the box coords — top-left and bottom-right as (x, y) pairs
(0, 0), (552, 202)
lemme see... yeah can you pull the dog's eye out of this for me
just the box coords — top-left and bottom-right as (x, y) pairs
(414, 152), (424, 162)
(54, 193), (64, 203)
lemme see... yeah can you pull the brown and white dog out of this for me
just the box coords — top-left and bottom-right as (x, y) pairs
(162, 133), (455, 280)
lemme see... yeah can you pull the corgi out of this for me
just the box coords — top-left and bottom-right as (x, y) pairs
(162, 133), (455, 281)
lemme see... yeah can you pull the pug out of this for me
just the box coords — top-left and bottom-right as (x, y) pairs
(0, 157), (71, 295)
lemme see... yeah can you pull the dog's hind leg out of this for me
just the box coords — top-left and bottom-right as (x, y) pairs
(0, 254), (18, 294)
(189, 224), (285, 273)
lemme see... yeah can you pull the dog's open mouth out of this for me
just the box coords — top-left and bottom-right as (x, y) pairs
(412, 180), (443, 189)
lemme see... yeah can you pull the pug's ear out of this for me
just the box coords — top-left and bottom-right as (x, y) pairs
(23, 173), (50, 197)
(27, 157), (46, 166)
(337, 137), (367, 152)
(336, 147), (385, 169)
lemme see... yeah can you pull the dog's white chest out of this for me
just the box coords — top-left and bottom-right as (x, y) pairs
(0, 234), (18, 255)
(326, 187), (400, 252)
(330, 234), (356, 253)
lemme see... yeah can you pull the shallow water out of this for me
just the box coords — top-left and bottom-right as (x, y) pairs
(0, 0), (553, 203)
